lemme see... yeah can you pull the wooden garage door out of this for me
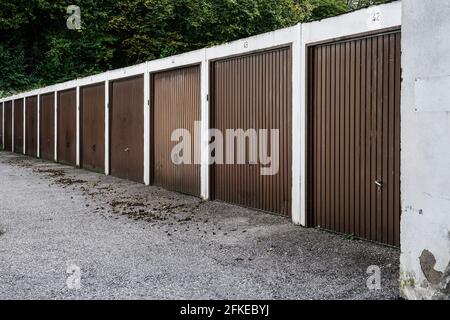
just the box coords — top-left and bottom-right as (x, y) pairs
(152, 66), (201, 196)
(14, 99), (24, 154)
(4, 101), (12, 151)
(0, 103), (3, 147)
(40, 93), (55, 161)
(25, 96), (38, 157)
(211, 47), (292, 216)
(58, 89), (77, 166)
(81, 83), (105, 172)
(307, 31), (401, 246)
(110, 76), (144, 183)
(3, 101), (12, 151)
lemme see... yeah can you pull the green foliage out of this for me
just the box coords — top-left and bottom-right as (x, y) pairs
(0, 0), (391, 97)
(307, 0), (347, 21)
(0, 45), (34, 95)
(0, 0), (115, 96)
(344, 233), (358, 241)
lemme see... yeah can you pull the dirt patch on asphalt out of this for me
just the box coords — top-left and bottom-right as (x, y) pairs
(108, 197), (202, 222)
(53, 177), (87, 187)
(3, 156), (34, 168)
(33, 168), (66, 178)
(31, 167), (87, 187)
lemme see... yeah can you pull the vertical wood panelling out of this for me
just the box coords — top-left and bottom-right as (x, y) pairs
(40, 93), (55, 161)
(308, 31), (401, 246)
(211, 47), (292, 216)
(14, 99), (24, 154)
(0, 103), (3, 147)
(4, 101), (12, 151)
(152, 66), (201, 196)
(110, 75), (144, 183)
(57, 89), (77, 166)
(81, 83), (105, 172)
(25, 96), (38, 157)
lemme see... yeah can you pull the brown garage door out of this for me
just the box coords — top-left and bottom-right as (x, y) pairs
(211, 47), (292, 216)
(152, 66), (201, 196)
(25, 96), (38, 157)
(14, 99), (24, 154)
(0, 103), (3, 147)
(57, 89), (76, 166)
(40, 93), (55, 161)
(307, 31), (401, 246)
(4, 101), (12, 151)
(110, 76), (144, 183)
(81, 83), (105, 172)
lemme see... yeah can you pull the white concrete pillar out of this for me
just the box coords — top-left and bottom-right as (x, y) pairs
(11, 99), (14, 152)
(104, 80), (110, 175)
(144, 63), (151, 185)
(23, 97), (26, 154)
(76, 86), (80, 167)
(37, 94), (40, 158)
(291, 23), (303, 226)
(54, 91), (58, 162)
(2, 102), (4, 148)
(200, 50), (210, 200)
(400, 0), (450, 300)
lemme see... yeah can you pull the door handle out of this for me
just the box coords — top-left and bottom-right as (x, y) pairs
(374, 180), (383, 189)
(124, 147), (130, 152)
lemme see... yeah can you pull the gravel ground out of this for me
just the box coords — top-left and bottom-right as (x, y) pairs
(0, 152), (400, 300)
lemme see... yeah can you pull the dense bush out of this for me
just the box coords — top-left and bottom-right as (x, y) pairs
(0, 0), (390, 96)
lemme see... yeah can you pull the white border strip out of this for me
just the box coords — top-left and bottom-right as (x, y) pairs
(37, 95), (40, 158)
(54, 92), (58, 162)
(76, 86), (80, 166)
(1, 102), (5, 149)
(200, 56), (209, 200)
(291, 23), (302, 225)
(104, 80), (110, 175)
(143, 63), (150, 185)
(23, 97), (26, 154)
(12, 100), (14, 152)
(206, 26), (298, 61)
(2, 102), (4, 148)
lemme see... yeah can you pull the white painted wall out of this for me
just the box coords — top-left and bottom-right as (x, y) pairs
(400, 0), (450, 300)
(23, 98), (26, 154)
(104, 80), (110, 175)
(11, 100), (14, 152)
(200, 58), (209, 200)
(144, 67), (150, 185)
(54, 92), (58, 162)
(37, 95), (40, 158)
(76, 86), (80, 167)
(1, 102), (4, 148)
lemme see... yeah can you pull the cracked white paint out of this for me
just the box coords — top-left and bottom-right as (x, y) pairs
(400, 0), (450, 300)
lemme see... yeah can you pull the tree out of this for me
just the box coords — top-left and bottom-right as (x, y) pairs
(0, 0), (392, 97)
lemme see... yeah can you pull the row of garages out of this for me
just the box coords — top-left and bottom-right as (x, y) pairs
(0, 4), (402, 246)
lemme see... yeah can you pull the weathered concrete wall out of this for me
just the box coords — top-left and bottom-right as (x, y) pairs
(400, 0), (450, 300)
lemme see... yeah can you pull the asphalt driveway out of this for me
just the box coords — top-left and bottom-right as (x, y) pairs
(0, 152), (400, 299)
